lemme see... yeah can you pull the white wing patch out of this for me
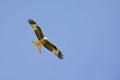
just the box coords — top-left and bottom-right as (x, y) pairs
(52, 49), (59, 56)
(31, 24), (38, 30)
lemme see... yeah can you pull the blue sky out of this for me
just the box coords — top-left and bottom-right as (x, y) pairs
(0, 0), (120, 80)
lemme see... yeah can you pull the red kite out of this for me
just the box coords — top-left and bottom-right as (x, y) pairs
(28, 19), (63, 59)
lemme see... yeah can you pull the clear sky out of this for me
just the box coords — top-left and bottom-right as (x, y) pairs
(0, 0), (120, 80)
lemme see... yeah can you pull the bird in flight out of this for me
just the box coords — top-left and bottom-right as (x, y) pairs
(28, 19), (63, 59)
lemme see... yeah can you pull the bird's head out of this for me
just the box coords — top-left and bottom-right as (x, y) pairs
(43, 37), (48, 40)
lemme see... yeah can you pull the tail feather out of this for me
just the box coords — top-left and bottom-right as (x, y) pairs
(32, 40), (43, 53)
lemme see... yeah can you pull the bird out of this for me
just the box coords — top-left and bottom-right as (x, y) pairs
(28, 19), (63, 59)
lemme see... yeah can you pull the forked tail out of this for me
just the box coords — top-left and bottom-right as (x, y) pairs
(32, 40), (43, 53)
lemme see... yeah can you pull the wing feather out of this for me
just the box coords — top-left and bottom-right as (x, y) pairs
(28, 19), (44, 40)
(43, 40), (63, 59)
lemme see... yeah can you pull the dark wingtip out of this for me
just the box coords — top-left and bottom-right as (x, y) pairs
(58, 51), (63, 60)
(28, 19), (36, 24)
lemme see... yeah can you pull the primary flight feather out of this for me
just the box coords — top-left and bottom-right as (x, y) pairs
(28, 19), (63, 59)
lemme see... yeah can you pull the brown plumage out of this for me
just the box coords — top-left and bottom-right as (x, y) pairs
(28, 19), (63, 59)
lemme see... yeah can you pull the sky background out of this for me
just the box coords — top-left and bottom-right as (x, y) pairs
(0, 0), (120, 80)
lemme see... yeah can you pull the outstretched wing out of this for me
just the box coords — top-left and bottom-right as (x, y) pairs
(28, 19), (44, 40)
(43, 40), (63, 59)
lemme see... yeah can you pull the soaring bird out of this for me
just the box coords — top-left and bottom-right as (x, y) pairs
(28, 19), (63, 59)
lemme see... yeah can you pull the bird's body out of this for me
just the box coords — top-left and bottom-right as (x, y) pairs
(28, 19), (63, 59)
